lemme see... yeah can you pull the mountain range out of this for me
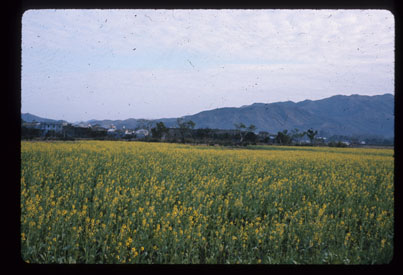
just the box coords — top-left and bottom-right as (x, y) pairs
(22, 93), (394, 138)
(21, 113), (67, 124)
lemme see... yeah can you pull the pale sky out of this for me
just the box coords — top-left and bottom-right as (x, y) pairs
(21, 9), (394, 122)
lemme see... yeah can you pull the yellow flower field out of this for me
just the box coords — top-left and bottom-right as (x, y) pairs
(20, 141), (394, 264)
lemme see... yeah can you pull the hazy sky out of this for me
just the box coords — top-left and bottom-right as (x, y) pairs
(21, 9), (394, 122)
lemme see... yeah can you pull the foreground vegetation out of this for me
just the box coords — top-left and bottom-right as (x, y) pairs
(21, 141), (394, 264)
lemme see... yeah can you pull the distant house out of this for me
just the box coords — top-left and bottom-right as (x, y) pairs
(22, 121), (41, 129)
(23, 121), (64, 133)
(106, 128), (124, 139)
(135, 129), (149, 138)
(39, 122), (64, 133)
(21, 121), (67, 138)
(21, 121), (42, 138)
(125, 129), (135, 136)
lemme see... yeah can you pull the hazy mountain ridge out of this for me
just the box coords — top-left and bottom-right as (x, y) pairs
(22, 93), (394, 138)
(176, 93), (394, 138)
(21, 113), (67, 124)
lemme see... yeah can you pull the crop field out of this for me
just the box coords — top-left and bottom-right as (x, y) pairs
(20, 141), (394, 264)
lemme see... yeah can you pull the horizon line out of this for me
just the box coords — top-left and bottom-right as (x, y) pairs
(22, 92), (394, 123)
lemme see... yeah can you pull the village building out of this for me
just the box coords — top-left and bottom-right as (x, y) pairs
(39, 122), (65, 133)
(135, 129), (149, 138)
(22, 121), (41, 129)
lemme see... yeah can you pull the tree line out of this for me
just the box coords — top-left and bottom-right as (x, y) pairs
(21, 118), (393, 146)
(148, 119), (323, 146)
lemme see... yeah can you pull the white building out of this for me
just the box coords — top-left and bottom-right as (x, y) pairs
(23, 121), (41, 129)
(125, 129), (134, 135)
(39, 122), (64, 133)
(135, 129), (149, 138)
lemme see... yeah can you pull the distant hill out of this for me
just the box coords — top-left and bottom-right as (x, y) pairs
(21, 113), (67, 124)
(175, 93), (394, 138)
(22, 93), (394, 138)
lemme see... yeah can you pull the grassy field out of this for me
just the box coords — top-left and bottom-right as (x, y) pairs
(20, 141), (394, 264)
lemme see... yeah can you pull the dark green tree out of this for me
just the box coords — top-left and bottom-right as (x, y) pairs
(234, 123), (256, 143)
(151, 122), (168, 140)
(195, 128), (212, 143)
(291, 128), (305, 144)
(177, 118), (196, 143)
(234, 123), (246, 143)
(258, 131), (270, 143)
(275, 130), (292, 145)
(244, 132), (257, 144)
(247, 124), (256, 133)
(306, 128), (318, 145)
